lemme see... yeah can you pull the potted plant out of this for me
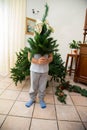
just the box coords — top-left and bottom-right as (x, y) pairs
(69, 40), (81, 54)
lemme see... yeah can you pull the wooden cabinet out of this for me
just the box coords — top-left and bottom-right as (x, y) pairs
(74, 9), (87, 84)
(74, 44), (87, 84)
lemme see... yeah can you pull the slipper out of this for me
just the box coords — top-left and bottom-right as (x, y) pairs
(40, 100), (46, 109)
(25, 100), (35, 107)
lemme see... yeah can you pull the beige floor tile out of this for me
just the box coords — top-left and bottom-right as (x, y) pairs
(9, 101), (34, 117)
(22, 82), (30, 92)
(17, 91), (29, 101)
(71, 96), (87, 106)
(65, 75), (72, 80)
(8, 80), (26, 89)
(0, 76), (6, 81)
(15, 80), (26, 88)
(69, 92), (81, 96)
(63, 90), (70, 95)
(0, 75), (87, 130)
(1, 116), (30, 130)
(53, 86), (56, 94)
(54, 95), (73, 105)
(56, 105), (80, 121)
(69, 80), (77, 85)
(22, 86), (30, 92)
(0, 99), (14, 114)
(58, 121), (85, 130)
(44, 94), (54, 104)
(46, 86), (53, 94)
(30, 119), (58, 130)
(3, 77), (13, 84)
(0, 89), (4, 95)
(83, 123), (87, 129)
(48, 81), (54, 88)
(80, 85), (87, 90)
(0, 115), (6, 126)
(0, 90), (20, 100)
(7, 83), (23, 91)
(53, 81), (58, 87)
(48, 75), (52, 81)
(33, 104), (56, 119)
(25, 79), (30, 85)
(76, 106), (87, 122)
(0, 82), (9, 89)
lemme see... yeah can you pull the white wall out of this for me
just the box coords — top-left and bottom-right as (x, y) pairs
(26, 0), (87, 62)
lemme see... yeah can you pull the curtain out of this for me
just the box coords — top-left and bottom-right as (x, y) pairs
(0, 0), (26, 76)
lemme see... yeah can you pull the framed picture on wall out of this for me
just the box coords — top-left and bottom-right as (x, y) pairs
(26, 17), (36, 35)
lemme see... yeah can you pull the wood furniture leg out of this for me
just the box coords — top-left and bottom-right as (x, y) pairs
(69, 57), (73, 76)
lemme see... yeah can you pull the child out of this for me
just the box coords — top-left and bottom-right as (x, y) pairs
(25, 52), (53, 108)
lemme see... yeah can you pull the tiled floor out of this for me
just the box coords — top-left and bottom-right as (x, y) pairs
(0, 75), (87, 130)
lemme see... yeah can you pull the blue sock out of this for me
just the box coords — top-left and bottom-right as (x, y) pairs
(25, 100), (35, 107)
(40, 100), (46, 109)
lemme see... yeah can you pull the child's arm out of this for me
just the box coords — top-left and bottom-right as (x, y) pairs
(28, 52), (38, 64)
(47, 53), (53, 64)
(28, 52), (48, 64)
(28, 52), (53, 64)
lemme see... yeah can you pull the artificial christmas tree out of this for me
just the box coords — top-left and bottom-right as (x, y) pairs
(28, 4), (58, 60)
(10, 47), (31, 85)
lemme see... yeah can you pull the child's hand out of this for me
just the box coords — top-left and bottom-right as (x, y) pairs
(38, 57), (48, 64)
(31, 54), (53, 65)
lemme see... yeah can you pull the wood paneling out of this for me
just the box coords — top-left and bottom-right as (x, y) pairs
(74, 44), (87, 84)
